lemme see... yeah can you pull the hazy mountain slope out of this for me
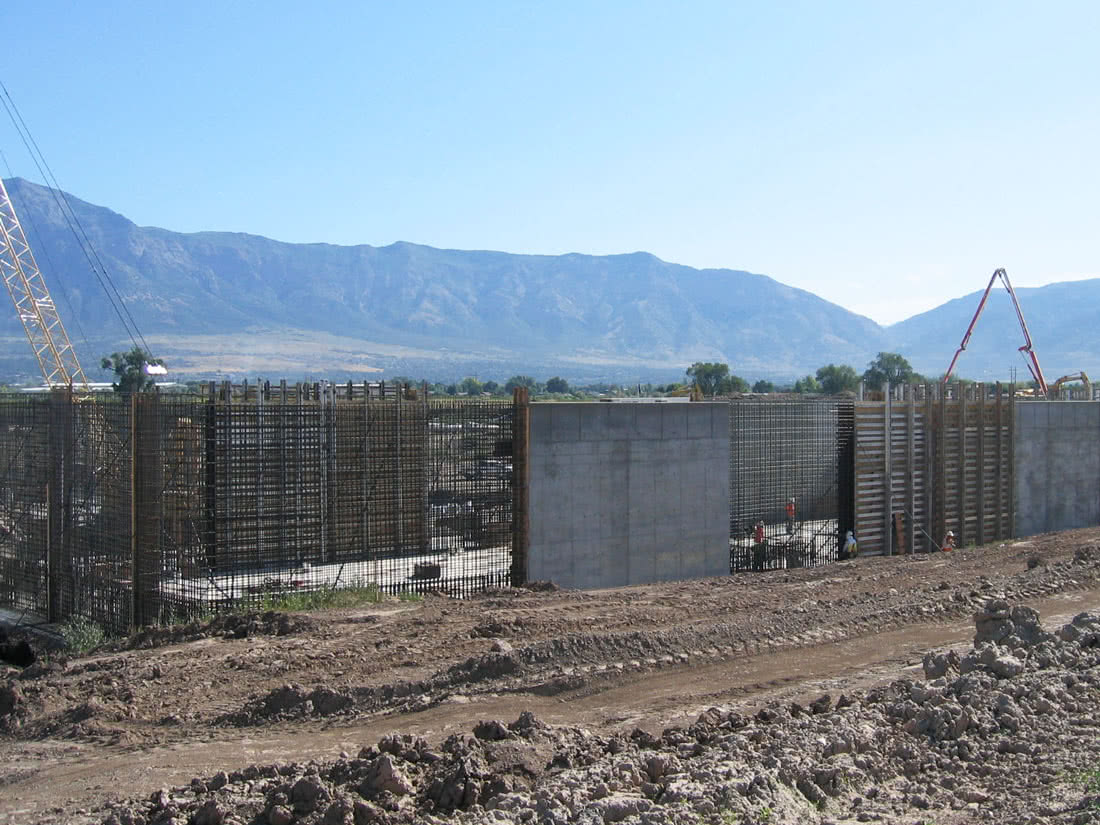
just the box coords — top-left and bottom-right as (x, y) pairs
(1, 177), (888, 382)
(887, 279), (1100, 381)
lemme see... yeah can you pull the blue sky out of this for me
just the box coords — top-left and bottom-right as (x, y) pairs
(3, 1), (1097, 325)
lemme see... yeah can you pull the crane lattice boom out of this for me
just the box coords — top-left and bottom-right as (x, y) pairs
(0, 178), (89, 391)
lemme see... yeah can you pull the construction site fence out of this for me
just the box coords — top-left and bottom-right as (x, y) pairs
(0, 389), (523, 634)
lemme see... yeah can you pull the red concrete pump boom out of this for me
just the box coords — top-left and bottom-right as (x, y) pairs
(942, 268), (1048, 395)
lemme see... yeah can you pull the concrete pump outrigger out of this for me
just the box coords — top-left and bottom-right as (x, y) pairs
(942, 268), (1049, 396)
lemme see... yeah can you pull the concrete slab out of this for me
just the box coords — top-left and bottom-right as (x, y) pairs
(661, 404), (688, 440)
(550, 405), (582, 443)
(528, 402), (730, 591)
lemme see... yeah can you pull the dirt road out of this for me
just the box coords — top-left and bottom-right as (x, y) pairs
(2, 529), (1100, 824)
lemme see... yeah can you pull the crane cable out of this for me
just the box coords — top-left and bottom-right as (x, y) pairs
(0, 80), (154, 360)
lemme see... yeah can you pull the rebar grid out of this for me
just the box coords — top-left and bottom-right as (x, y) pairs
(0, 396), (49, 618)
(0, 391), (516, 632)
(729, 398), (854, 572)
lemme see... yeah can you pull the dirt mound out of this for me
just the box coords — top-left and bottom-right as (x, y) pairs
(221, 684), (356, 725)
(5, 531), (1100, 823)
(98, 602), (1100, 825)
(116, 611), (320, 650)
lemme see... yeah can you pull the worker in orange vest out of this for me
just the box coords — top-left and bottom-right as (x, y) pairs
(785, 498), (796, 535)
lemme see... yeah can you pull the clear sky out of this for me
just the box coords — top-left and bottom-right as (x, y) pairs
(3, 1), (1097, 325)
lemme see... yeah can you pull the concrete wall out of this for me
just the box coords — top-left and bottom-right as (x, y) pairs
(528, 402), (730, 589)
(1015, 402), (1100, 537)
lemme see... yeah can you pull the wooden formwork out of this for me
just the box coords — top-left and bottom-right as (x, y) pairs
(854, 384), (1013, 555)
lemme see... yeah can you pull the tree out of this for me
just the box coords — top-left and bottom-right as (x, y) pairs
(724, 374), (750, 393)
(686, 362), (730, 397)
(793, 375), (820, 394)
(482, 380), (499, 394)
(545, 376), (570, 394)
(752, 379), (774, 393)
(100, 347), (165, 394)
(458, 376), (482, 395)
(505, 375), (537, 392)
(863, 352), (918, 388)
(815, 363), (859, 395)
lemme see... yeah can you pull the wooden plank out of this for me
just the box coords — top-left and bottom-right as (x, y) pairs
(976, 385), (985, 545)
(884, 384), (892, 554)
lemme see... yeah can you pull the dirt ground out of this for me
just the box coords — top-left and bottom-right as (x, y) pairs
(2, 530), (1100, 824)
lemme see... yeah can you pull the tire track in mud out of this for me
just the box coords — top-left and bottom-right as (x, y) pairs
(221, 551), (1100, 726)
(5, 586), (1100, 825)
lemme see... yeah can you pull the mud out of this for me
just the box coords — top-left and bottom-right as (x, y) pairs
(96, 604), (1100, 825)
(2, 529), (1100, 823)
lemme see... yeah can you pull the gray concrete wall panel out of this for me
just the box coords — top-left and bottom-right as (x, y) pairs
(1014, 401), (1100, 537)
(528, 403), (730, 590)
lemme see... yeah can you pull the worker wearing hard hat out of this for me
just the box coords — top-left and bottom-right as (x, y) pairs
(785, 498), (796, 535)
(843, 530), (858, 559)
(942, 530), (956, 552)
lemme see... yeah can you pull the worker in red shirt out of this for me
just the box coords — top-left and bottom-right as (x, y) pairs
(785, 498), (796, 535)
(942, 530), (956, 552)
(753, 520), (767, 570)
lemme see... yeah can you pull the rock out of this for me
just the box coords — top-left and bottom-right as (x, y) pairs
(266, 806), (293, 825)
(321, 798), (353, 825)
(192, 799), (225, 825)
(490, 639), (514, 653)
(979, 647), (1025, 679)
(1074, 545), (1098, 562)
(262, 684), (309, 716)
(508, 711), (548, 735)
(290, 776), (328, 813)
(208, 771), (229, 791)
(922, 650), (960, 680)
(474, 719), (511, 741)
(0, 682), (23, 717)
(810, 694), (833, 715)
(596, 794), (651, 822)
(959, 787), (994, 809)
(352, 801), (382, 825)
(644, 753), (681, 782)
(364, 754), (415, 796)
(1059, 612), (1100, 647)
(974, 599), (1014, 645)
(0, 639), (35, 668)
(308, 687), (353, 716)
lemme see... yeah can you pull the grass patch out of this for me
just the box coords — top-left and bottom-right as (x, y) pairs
(59, 615), (107, 654)
(397, 590), (423, 602)
(1083, 766), (1100, 797)
(257, 583), (385, 613)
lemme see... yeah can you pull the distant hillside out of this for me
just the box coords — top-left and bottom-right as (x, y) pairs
(1, 177), (1096, 385)
(0, 178), (887, 383)
(887, 279), (1100, 381)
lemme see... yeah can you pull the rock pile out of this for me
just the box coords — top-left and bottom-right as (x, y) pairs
(98, 600), (1100, 825)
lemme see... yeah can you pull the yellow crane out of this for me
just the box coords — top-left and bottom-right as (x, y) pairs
(0, 176), (90, 391)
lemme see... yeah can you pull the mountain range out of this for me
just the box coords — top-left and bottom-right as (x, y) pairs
(2, 177), (1096, 386)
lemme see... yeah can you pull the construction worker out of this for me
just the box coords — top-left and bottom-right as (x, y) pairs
(843, 530), (858, 559)
(942, 530), (956, 552)
(785, 498), (796, 535)
(753, 520), (766, 571)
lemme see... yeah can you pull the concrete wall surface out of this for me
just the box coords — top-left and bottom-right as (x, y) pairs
(527, 402), (730, 589)
(1015, 402), (1100, 537)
